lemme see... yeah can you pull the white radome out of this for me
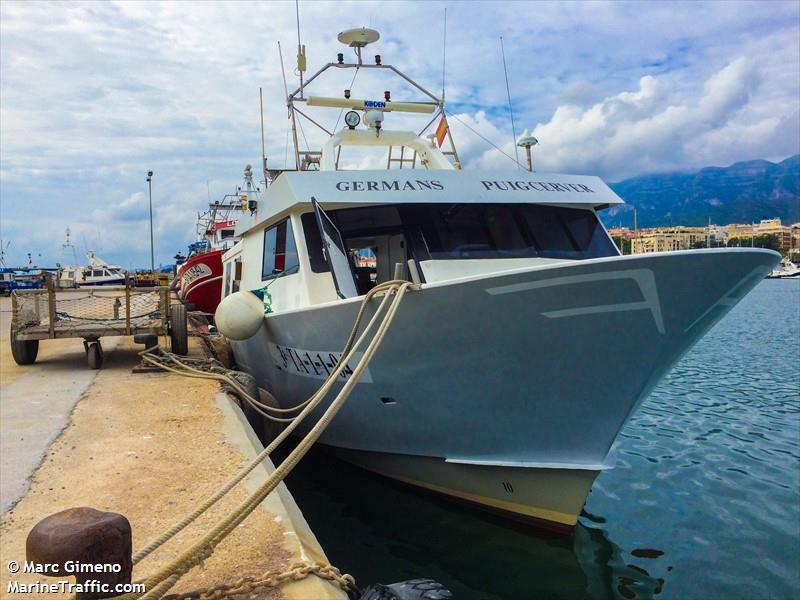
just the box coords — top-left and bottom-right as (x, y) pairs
(214, 291), (264, 340)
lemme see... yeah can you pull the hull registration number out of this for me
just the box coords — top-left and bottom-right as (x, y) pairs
(268, 343), (373, 383)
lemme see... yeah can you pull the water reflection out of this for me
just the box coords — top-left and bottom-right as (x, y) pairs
(576, 516), (667, 600)
(271, 441), (665, 599)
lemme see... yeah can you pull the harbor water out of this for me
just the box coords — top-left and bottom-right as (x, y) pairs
(278, 278), (800, 599)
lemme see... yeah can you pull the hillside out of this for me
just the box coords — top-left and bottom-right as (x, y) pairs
(603, 155), (800, 228)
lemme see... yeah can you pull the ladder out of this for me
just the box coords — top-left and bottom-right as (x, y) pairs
(386, 146), (417, 169)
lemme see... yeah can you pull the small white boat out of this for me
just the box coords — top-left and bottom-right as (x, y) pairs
(767, 257), (800, 278)
(58, 253), (127, 288)
(217, 28), (780, 531)
(56, 228), (126, 287)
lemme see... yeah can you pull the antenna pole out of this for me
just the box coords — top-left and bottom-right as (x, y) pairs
(260, 87), (267, 184)
(279, 41), (300, 170)
(500, 37), (520, 168)
(441, 7), (447, 102)
(295, 0), (305, 96)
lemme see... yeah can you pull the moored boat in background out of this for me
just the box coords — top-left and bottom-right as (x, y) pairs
(175, 166), (253, 316)
(766, 257), (800, 278)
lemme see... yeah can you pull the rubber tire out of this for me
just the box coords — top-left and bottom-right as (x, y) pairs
(10, 337), (38, 365)
(87, 343), (103, 370)
(169, 303), (189, 355)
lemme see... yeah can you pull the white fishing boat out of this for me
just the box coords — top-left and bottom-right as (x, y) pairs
(58, 252), (127, 287)
(56, 229), (127, 287)
(216, 28), (780, 531)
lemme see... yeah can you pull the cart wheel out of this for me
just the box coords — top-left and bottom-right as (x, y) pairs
(87, 342), (103, 370)
(169, 303), (188, 355)
(10, 337), (39, 365)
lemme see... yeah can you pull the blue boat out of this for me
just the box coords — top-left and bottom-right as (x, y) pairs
(0, 268), (47, 295)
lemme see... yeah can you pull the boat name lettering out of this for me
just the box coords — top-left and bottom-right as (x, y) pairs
(335, 180), (444, 192)
(268, 343), (373, 383)
(364, 100), (386, 108)
(182, 263), (212, 285)
(481, 180), (595, 193)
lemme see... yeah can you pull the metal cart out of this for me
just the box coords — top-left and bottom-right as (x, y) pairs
(10, 281), (188, 369)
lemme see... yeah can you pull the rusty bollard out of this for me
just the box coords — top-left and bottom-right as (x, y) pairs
(26, 507), (132, 600)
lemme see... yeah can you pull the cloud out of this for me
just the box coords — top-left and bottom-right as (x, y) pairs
(516, 57), (793, 180)
(0, 0), (798, 267)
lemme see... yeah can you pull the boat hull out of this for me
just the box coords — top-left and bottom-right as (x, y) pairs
(231, 248), (779, 528)
(176, 250), (224, 316)
(324, 445), (598, 531)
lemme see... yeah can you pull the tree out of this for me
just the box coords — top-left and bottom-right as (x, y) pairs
(726, 234), (780, 251)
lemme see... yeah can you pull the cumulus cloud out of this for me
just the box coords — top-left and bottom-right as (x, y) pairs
(0, 0), (798, 266)
(515, 57), (792, 180)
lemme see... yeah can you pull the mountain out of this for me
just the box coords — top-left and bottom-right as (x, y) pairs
(603, 155), (800, 228)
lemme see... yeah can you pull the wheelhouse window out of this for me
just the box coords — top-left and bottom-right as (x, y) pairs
(223, 262), (232, 297)
(300, 203), (617, 276)
(301, 212), (329, 273)
(262, 219), (299, 280)
(233, 259), (242, 292)
(403, 203), (618, 260)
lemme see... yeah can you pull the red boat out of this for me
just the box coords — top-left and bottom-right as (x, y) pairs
(175, 166), (258, 317)
(176, 247), (226, 316)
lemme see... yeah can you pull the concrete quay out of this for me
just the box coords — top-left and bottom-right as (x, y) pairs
(0, 297), (345, 599)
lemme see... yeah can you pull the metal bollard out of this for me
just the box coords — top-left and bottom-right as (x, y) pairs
(26, 507), (132, 600)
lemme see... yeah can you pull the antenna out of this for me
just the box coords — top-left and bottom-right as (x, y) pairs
(60, 227), (78, 266)
(441, 7), (447, 100)
(279, 41), (300, 170)
(500, 37), (520, 168)
(260, 87), (267, 184)
(295, 0), (306, 96)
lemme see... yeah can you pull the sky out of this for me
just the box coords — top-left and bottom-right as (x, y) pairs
(1, 0), (798, 269)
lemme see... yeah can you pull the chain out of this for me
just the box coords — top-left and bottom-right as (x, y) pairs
(161, 562), (358, 600)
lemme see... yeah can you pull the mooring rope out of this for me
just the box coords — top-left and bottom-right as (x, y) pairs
(115, 280), (414, 600)
(129, 284), (400, 564)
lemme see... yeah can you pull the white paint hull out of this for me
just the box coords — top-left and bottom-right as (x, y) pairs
(231, 249), (778, 528)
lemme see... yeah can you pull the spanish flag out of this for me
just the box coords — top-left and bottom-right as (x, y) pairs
(434, 116), (448, 147)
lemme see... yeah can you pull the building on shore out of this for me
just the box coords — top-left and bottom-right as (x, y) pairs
(726, 219), (794, 251)
(631, 226), (708, 254)
(628, 218), (798, 255)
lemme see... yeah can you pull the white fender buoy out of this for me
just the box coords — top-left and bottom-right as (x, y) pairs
(214, 291), (264, 340)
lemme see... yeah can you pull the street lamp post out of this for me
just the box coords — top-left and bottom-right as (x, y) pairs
(146, 171), (155, 276)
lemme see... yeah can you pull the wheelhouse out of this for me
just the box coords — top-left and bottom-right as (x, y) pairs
(222, 170), (622, 312)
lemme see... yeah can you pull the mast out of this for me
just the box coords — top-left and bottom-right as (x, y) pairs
(260, 88), (267, 184)
(282, 27), (461, 171)
(278, 41), (301, 171)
